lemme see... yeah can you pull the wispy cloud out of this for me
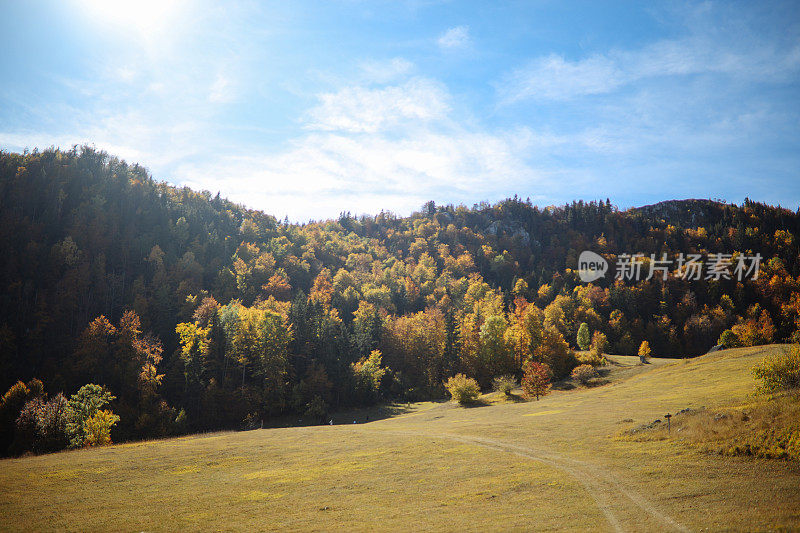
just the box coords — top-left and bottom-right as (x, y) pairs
(176, 128), (537, 221)
(499, 54), (622, 102)
(176, 72), (539, 220)
(304, 77), (451, 133)
(2, 0), (798, 219)
(499, 34), (800, 103)
(208, 73), (236, 103)
(358, 58), (415, 84)
(0, 105), (209, 172)
(437, 26), (470, 50)
(488, 2), (800, 207)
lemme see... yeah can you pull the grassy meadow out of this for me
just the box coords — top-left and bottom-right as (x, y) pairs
(1, 346), (799, 531)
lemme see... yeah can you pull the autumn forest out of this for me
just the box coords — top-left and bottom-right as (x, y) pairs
(1, 146), (799, 455)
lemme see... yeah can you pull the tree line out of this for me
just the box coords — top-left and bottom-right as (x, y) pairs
(0, 146), (798, 454)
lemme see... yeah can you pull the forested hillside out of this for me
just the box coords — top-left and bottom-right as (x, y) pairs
(1, 146), (798, 452)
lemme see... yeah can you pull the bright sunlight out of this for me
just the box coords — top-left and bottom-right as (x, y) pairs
(79, 0), (185, 38)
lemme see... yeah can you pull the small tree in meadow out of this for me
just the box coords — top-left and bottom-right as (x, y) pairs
(752, 343), (800, 393)
(66, 384), (117, 448)
(718, 329), (740, 349)
(521, 361), (551, 401)
(444, 374), (481, 405)
(82, 409), (120, 447)
(579, 331), (607, 366)
(14, 393), (70, 453)
(577, 323), (591, 351)
(571, 364), (598, 386)
(638, 341), (652, 364)
(492, 375), (517, 396)
(0, 379), (44, 454)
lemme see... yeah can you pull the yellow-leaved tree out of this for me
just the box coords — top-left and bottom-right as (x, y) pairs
(638, 341), (652, 364)
(83, 410), (120, 446)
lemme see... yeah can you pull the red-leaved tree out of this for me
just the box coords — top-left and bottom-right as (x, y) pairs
(522, 361), (551, 401)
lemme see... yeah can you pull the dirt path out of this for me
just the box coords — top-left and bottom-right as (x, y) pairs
(379, 429), (689, 533)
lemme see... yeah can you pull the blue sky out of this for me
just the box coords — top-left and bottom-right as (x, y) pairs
(1, 1), (798, 221)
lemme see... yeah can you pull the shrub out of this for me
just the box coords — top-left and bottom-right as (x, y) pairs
(14, 393), (69, 454)
(625, 396), (800, 461)
(1, 379), (47, 455)
(585, 331), (607, 366)
(718, 329), (740, 349)
(0, 382), (32, 417)
(444, 374), (481, 405)
(571, 364), (598, 386)
(492, 375), (517, 396)
(577, 350), (604, 367)
(521, 361), (551, 401)
(0, 379), (44, 424)
(34, 393), (69, 449)
(577, 323), (591, 351)
(14, 398), (43, 453)
(66, 384), (117, 448)
(638, 341), (652, 364)
(83, 410), (120, 446)
(351, 350), (387, 402)
(752, 344), (800, 393)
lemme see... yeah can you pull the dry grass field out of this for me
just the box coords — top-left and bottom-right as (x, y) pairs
(1, 346), (799, 531)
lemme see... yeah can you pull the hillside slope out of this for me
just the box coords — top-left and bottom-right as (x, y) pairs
(3, 147), (800, 447)
(1, 345), (798, 531)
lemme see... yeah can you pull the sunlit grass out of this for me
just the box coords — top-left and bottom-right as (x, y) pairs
(624, 391), (800, 460)
(1, 346), (799, 531)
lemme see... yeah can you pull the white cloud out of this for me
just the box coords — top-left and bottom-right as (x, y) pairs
(437, 26), (470, 50)
(0, 104), (211, 174)
(175, 75), (539, 221)
(0, 132), (146, 164)
(304, 77), (451, 133)
(499, 54), (623, 102)
(175, 128), (537, 221)
(499, 34), (800, 103)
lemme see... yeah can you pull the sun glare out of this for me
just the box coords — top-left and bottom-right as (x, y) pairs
(80, 0), (185, 38)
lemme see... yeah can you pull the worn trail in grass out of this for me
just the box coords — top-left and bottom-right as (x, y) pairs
(1, 346), (799, 531)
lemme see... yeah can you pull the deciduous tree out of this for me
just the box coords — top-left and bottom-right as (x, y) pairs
(521, 361), (551, 400)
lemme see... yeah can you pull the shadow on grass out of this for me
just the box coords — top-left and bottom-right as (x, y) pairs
(330, 399), (454, 425)
(330, 404), (415, 425)
(264, 402), (424, 428)
(459, 398), (492, 408)
(501, 392), (528, 403)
